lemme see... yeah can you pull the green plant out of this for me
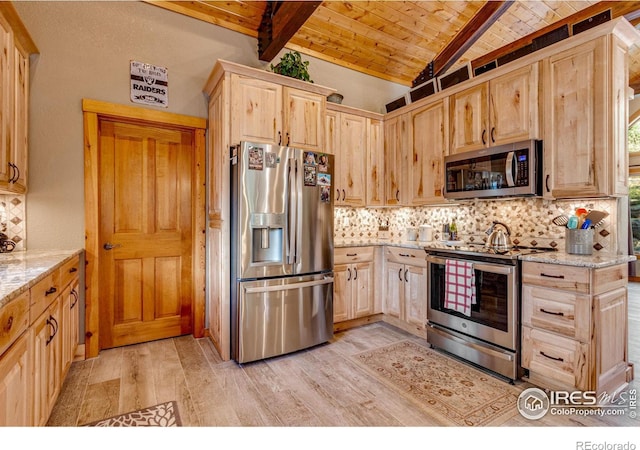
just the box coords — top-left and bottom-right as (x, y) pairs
(270, 51), (313, 83)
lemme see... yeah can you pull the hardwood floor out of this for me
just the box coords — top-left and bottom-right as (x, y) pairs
(46, 283), (640, 432)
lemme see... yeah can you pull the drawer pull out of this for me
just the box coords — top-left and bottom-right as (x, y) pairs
(69, 267), (78, 273)
(346, 253), (357, 257)
(4, 316), (13, 331)
(540, 273), (564, 279)
(540, 351), (564, 362)
(399, 253), (410, 257)
(45, 287), (57, 296)
(540, 308), (564, 316)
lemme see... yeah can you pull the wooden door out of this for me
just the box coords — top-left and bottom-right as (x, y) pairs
(10, 47), (28, 191)
(366, 119), (385, 206)
(384, 261), (403, 319)
(405, 264), (427, 328)
(0, 16), (12, 186)
(339, 113), (367, 206)
(0, 332), (31, 426)
(450, 82), (488, 154)
(333, 263), (350, 322)
(384, 115), (404, 205)
(489, 64), (539, 146)
(98, 120), (195, 349)
(231, 74), (282, 145)
(283, 87), (324, 151)
(352, 261), (373, 318)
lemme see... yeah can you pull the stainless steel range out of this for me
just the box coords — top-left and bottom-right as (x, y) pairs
(424, 242), (555, 381)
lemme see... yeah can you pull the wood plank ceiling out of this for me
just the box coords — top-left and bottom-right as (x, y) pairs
(147, 1), (640, 92)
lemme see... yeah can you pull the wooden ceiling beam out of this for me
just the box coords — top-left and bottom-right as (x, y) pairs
(258, 1), (321, 62)
(471, 1), (640, 71)
(413, 0), (514, 87)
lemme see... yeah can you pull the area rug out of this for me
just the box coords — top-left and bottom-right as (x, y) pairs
(84, 401), (181, 427)
(352, 340), (521, 426)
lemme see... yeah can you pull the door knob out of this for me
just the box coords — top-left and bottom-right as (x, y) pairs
(103, 242), (122, 250)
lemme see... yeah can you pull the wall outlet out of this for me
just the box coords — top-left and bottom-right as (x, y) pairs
(343, 217), (350, 227)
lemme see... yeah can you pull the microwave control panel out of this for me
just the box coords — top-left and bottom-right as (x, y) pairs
(515, 150), (529, 186)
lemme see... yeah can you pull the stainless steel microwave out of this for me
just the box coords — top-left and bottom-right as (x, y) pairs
(444, 139), (543, 200)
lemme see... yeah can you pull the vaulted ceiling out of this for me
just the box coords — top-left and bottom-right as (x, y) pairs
(146, 1), (640, 93)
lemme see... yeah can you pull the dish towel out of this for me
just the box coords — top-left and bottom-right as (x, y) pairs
(444, 259), (476, 317)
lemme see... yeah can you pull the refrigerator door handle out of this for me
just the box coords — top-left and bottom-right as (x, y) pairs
(286, 157), (297, 265)
(294, 157), (303, 266)
(244, 276), (334, 294)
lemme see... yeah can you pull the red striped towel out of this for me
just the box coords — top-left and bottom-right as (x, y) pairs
(444, 259), (476, 317)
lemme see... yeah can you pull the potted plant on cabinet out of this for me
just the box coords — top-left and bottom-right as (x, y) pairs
(270, 51), (313, 83)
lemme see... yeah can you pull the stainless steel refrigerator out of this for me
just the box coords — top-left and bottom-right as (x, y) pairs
(230, 141), (334, 363)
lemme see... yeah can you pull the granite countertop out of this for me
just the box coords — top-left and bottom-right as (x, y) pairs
(0, 249), (83, 308)
(335, 239), (635, 269)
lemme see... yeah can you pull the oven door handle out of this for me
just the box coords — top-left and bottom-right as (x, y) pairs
(426, 255), (514, 276)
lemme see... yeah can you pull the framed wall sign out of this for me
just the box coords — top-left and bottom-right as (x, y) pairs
(130, 61), (168, 107)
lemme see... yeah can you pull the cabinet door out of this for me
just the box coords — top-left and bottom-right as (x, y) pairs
(450, 83), (488, 154)
(384, 115), (405, 205)
(10, 47), (27, 192)
(0, 17), (12, 187)
(230, 75), (282, 145)
(283, 87), (324, 151)
(339, 113), (367, 206)
(594, 287), (628, 393)
(60, 285), (72, 377)
(333, 263), (351, 323)
(0, 332), (31, 426)
(352, 262), (373, 318)
(544, 37), (607, 198)
(69, 281), (80, 367)
(489, 64), (539, 146)
(408, 100), (447, 205)
(366, 119), (385, 206)
(384, 261), (404, 319)
(405, 264), (427, 328)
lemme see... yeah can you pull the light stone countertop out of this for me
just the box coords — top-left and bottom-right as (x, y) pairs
(0, 249), (84, 308)
(335, 239), (635, 269)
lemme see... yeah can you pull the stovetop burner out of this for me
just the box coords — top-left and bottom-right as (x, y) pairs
(423, 241), (557, 261)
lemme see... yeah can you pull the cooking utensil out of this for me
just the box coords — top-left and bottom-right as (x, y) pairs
(584, 210), (608, 228)
(485, 221), (512, 252)
(552, 215), (569, 226)
(567, 215), (579, 229)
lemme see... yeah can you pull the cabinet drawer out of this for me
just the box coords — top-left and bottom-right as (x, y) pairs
(59, 255), (80, 289)
(334, 246), (374, 264)
(0, 291), (29, 355)
(385, 247), (427, 267)
(522, 261), (589, 293)
(522, 326), (589, 390)
(30, 272), (60, 324)
(521, 284), (590, 342)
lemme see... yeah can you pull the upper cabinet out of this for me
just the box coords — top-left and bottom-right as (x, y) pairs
(543, 30), (634, 199)
(449, 63), (540, 154)
(384, 114), (406, 206)
(0, 4), (37, 195)
(230, 74), (325, 152)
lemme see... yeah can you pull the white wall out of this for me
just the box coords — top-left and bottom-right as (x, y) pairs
(15, 1), (407, 250)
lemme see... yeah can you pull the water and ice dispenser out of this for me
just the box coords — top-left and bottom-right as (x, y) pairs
(250, 213), (284, 263)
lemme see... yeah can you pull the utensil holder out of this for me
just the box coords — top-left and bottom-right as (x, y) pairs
(565, 229), (593, 255)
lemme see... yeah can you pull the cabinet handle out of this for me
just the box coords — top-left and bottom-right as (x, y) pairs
(71, 289), (79, 309)
(404, 269), (408, 283)
(69, 267), (78, 273)
(354, 267), (358, 280)
(347, 267), (351, 281)
(4, 315), (13, 331)
(45, 318), (53, 345)
(399, 253), (410, 257)
(46, 315), (58, 345)
(481, 129), (487, 145)
(545, 174), (550, 192)
(336, 189), (341, 201)
(342, 189), (345, 200)
(286, 132), (290, 146)
(8, 163), (15, 182)
(12, 164), (20, 183)
(395, 190), (400, 202)
(45, 287), (57, 296)
(540, 308), (564, 316)
(540, 273), (564, 279)
(540, 351), (564, 362)
(490, 127), (496, 143)
(398, 268), (403, 281)
(346, 253), (357, 257)
(278, 131), (282, 145)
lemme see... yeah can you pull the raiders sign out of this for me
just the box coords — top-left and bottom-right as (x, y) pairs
(130, 61), (168, 107)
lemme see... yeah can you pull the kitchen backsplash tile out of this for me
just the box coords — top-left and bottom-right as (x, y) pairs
(335, 198), (618, 253)
(0, 194), (26, 251)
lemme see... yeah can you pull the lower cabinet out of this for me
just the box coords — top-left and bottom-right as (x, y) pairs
(333, 246), (376, 323)
(521, 261), (629, 396)
(0, 332), (32, 426)
(383, 247), (428, 337)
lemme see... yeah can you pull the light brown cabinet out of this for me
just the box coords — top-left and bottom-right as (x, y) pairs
(383, 247), (428, 337)
(333, 247), (375, 323)
(521, 261), (630, 396)
(0, 331), (31, 426)
(543, 33), (630, 198)
(449, 63), (540, 154)
(230, 74), (325, 151)
(0, 5), (36, 194)
(383, 114), (406, 206)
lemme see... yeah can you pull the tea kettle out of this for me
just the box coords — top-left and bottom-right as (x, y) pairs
(485, 221), (512, 252)
(0, 232), (16, 253)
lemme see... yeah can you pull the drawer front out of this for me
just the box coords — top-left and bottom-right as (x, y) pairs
(521, 326), (589, 391)
(334, 246), (374, 265)
(30, 272), (60, 324)
(522, 261), (590, 294)
(385, 247), (427, 267)
(522, 284), (591, 342)
(59, 255), (80, 290)
(0, 291), (29, 355)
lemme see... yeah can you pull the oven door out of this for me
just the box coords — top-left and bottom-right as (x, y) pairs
(426, 254), (518, 351)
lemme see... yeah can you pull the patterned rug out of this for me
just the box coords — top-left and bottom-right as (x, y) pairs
(352, 340), (521, 426)
(84, 401), (181, 427)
